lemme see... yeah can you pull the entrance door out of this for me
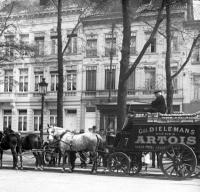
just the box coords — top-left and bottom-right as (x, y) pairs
(64, 109), (77, 132)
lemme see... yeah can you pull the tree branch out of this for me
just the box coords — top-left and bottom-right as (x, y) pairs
(50, 0), (58, 9)
(123, 0), (165, 81)
(171, 33), (200, 79)
(0, 2), (14, 37)
(143, 20), (166, 38)
(62, 6), (89, 55)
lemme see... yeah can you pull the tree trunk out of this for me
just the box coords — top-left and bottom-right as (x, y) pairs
(165, 0), (173, 113)
(57, 0), (64, 127)
(117, 0), (131, 131)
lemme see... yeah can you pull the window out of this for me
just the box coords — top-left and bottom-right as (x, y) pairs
(34, 71), (43, 91)
(3, 110), (12, 130)
(50, 72), (58, 91)
(66, 32), (77, 54)
(4, 70), (13, 92)
(86, 35), (97, 57)
(20, 34), (29, 56)
(86, 67), (96, 91)
(18, 110), (27, 131)
(145, 32), (156, 53)
(130, 32), (136, 55)
(193, 43), (200, 62)
(105, 33), (116, 57)
(194, 74), (200, 100)
(5, 35), (14, 57)
(127, 70), (135, 90)
(144, 67), (155, 91)
(50, 109), (57, 126)
(19, 69), (28, 92)
(51, 35), (57, 55)
(34, 110), (41, 131)
(105, 67), (116, 90)
(35, 36), (44, 56)
(67, 70), (76, 91)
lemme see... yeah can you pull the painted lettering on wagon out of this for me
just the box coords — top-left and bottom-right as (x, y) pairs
(138, 126), (195, 135)
(134, 136), (196, 145)
(134, 125), (196, 145)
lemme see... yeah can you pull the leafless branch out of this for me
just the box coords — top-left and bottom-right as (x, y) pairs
(0, 2), (14, 36)
(171, 33), (200, 79)
(62, 6), (89, 55)
(124, 0), (165, 81)
(143, 20), (166, 38)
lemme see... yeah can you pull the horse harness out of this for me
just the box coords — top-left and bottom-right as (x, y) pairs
(52, 131), (74, 151)
(51, 132), (100, 153)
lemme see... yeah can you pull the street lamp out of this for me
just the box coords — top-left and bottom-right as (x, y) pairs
(39, 78), (48, 142)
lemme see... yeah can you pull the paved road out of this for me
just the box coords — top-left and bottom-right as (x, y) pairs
(1, 152), (200, 192)
(0, 168), (199, 192)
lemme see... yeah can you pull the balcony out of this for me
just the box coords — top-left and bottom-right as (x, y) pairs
(0, 92), (14, 102)
(82, 89), (183, 100)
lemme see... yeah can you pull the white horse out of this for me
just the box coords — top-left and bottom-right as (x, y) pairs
(47, 125), (104, 173)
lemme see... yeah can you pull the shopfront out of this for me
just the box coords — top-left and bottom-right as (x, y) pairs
(97, 102), (151, 134)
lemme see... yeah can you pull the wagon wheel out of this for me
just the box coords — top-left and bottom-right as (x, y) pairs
(159, 144), (197, 180)
(107, 152), (131, 175)
(129, 153), (142, 175)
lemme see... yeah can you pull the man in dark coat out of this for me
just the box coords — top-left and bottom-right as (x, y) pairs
(145, 90), (166, 114)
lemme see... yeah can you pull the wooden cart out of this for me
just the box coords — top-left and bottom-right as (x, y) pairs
(106, 112), (200, 179)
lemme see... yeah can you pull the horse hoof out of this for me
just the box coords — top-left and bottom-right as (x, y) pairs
(34, 167), (38, 170)
(14, 167), (18, 170)
(61, 168), (65, 173)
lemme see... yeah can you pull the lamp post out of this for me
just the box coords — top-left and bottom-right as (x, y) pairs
(39, 78), (48, 142)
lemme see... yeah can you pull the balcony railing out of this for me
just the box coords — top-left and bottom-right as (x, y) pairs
(82, 89), (183, 98)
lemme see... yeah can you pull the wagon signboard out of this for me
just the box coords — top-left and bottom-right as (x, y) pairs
(124, 123), (200, 152)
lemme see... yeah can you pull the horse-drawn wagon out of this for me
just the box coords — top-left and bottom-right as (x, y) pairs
(105, 112), (200, 179)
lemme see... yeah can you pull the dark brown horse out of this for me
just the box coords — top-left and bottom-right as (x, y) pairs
(1, 128), (43, 170)
(0, 129), (21, 169)
(20, 133), (44, 170)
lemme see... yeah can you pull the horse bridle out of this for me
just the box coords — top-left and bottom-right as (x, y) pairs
(48, 129), (73, 150)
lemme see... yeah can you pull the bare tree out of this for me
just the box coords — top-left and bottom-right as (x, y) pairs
(52, 0), (112, 127)
(0, 2), (35, 63)
(117, 0), (165, 130)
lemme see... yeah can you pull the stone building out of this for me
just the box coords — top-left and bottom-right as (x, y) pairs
(0, 0), (199, 136)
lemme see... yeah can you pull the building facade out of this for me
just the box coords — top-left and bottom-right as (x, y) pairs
(0, 0), (199, 136)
